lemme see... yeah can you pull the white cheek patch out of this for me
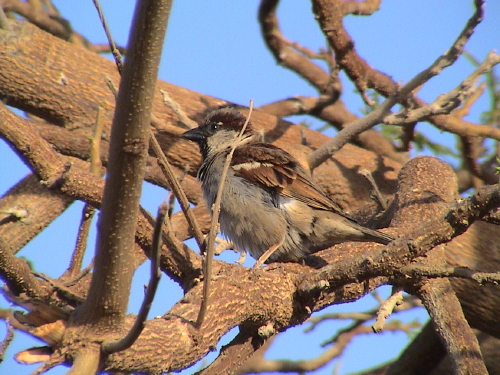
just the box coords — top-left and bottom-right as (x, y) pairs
(233, 161), (273, 171)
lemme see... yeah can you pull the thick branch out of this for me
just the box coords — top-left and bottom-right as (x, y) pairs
(0, 101), (200, 286)
(0, 174), (74, 254)
(386, 321), (446, 375)
(417, 278), (488, 374)
(299, 159), (500, 294)
(71, 0), (171, 332)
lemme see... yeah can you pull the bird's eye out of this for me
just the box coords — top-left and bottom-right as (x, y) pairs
(211, 122), (222, 130)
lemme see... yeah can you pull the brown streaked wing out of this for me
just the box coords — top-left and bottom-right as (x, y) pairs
(232, 143), (298, 188)
(232, 143), (350, 217)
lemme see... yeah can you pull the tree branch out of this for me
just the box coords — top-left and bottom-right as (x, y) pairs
(400, 265), (500, 285)
(91, 0), (123, 73)
(299, 159), (500, 294)
(74, 0), (172, 332)
(258, 0), (340, 97)
(101, 203), (165, 354)
(66, 348), (101, 375)
(417, 278), (488, 374)
(0, 102), (202, 284)
(307, 0), (491, 170)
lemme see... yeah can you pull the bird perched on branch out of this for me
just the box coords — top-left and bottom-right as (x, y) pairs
(182, 107), (393, 267)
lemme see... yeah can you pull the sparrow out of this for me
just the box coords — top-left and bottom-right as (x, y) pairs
(182, 107), (393, 266)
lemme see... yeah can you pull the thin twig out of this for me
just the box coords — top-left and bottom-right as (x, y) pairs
(195, 102), (254, 328)
(358, 169), (387, 210)
(384, 54), (499, 125)
(258, 0), (340, 98)
(372, 287), (403, 333)
(67, 106), (104, 276)
(455, 82), (487, 187)
(148, 131), (206, 249)
(453, 81), (486, 118)
(102, 202), (165, 354)
(305, 295), (420, 333)
(105, 76), (119, 98)
(92, 0), (123, 72)
(0, 319), (14, 362)
(160, 89), (197, 129)
(239, 321), (417, 374)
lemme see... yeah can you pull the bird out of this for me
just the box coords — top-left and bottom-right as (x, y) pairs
(182, 107), (393, 267)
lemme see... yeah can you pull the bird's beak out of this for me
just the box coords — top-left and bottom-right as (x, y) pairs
(181, 127), (205, 143)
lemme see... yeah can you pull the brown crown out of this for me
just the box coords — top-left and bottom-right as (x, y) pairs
(203, 107), (254, 135)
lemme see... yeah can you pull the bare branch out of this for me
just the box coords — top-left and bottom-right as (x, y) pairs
(305, 294), (420, 333)
(238, 321), (415, 374)
(386, 321), (446, 375)
(0, 237), (48, 298)
(91, 0), (123, 72)
(0, 174), (74, 259)
(1, 0), (70, 38)
(198, 327), (264, 375)
(160, 89), (197, 129)
(102, 203), (165, 354)
(400, 265), (500, 285)
(417, 278), (488, 374)
(66, 106), (104, 276)
(0, 319), (14, 362)
(259, 97), (407, 164)
(372, 287), (403, 333)
(0, 104), (200, 282)
(259, 0), (340, 98)
(299, 172), (500, 294)
(384, 52), (500, 126)
(307, 3), (491, 170)
(76, 0), (172, 332)
(97, 0), (204, 249)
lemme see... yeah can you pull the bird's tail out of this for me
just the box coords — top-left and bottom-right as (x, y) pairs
(357, 225), (393, 245)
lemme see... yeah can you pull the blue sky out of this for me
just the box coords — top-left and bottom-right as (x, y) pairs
(1, 1), (499, 374)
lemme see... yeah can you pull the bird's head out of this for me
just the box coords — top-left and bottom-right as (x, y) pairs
(181, 107), (254, 158)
